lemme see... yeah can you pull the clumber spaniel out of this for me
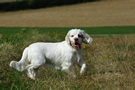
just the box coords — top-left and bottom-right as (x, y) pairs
(10, 29), (93, 80)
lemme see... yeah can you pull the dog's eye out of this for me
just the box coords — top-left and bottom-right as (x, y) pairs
(71, 35), (74, 37)
(78, 34), (82, 38)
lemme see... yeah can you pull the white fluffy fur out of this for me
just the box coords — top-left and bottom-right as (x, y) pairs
(10, 29), (93, 80)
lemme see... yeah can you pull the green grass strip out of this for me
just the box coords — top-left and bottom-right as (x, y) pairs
(0, 26), (135, 35)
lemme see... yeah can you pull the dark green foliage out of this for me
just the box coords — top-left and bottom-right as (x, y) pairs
(0, 0), (99, 11)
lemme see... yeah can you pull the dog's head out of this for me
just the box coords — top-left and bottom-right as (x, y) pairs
(65, 29), (93, 49)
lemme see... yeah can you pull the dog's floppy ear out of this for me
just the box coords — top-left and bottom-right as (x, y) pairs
(65, 31), (70, 44)
(81, 30), (93, 44)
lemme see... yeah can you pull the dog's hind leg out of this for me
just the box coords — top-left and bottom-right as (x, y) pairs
(27, 64), (38, 80)
(26, 58), (46, 80)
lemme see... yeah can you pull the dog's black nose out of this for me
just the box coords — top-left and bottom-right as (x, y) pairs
(74, 38), (78, 41)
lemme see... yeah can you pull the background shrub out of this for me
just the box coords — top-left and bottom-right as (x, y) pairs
(0, 0), (100, 11)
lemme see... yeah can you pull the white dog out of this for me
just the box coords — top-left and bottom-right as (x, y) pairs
(10, 29), (93, 80)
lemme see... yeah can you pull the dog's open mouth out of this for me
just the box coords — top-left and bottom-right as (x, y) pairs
(72, 42), (81, 49)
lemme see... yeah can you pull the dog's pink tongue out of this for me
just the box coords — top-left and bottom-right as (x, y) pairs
(73, 44), (81, 49)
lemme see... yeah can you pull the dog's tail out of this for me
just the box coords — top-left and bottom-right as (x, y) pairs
(10, 47), (29, 72)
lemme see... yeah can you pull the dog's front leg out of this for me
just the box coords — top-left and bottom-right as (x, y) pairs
(80, 63), (88, 74)
(77, 59), (88, 75)
(62, 63), (76, 78)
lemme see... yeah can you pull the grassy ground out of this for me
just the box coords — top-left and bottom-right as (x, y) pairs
(1, 26), (135, 35)
(1, 27), (135, 89)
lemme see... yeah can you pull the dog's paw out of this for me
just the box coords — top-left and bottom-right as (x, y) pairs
(28, 76), (36, 80)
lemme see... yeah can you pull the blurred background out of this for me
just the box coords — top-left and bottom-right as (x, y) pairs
(0, 0), (99, 11)
(0, 0), (135, 27)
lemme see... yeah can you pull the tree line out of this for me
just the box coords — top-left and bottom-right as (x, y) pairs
(0, 0), (100, 11)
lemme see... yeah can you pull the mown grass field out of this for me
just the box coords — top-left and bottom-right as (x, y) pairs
(1, 26), (135, 89)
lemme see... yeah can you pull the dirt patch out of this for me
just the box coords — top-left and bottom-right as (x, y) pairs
(0, 0), (135, 27)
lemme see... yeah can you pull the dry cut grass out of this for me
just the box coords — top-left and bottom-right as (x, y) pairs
(0, 0), (135, 27)
(0, 30), (135, 89)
